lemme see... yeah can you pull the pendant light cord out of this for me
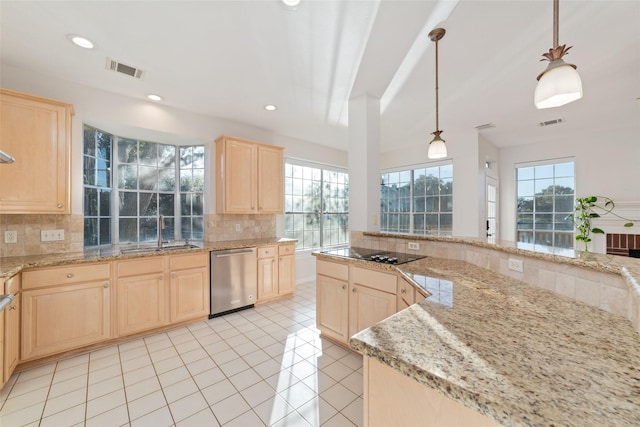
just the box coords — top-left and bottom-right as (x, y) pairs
(434, 37), (440, 132)
(553, 0), (559, 48)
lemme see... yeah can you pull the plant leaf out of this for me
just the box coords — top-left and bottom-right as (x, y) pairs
(592, 228), (605, 234)
(624, 222), (634, 227)
(589, 213), (600, 218)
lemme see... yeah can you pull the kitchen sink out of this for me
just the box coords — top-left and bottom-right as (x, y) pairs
(120, 243), (200, 254)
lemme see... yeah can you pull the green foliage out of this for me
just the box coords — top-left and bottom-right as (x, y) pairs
(566, 196), (636, 252)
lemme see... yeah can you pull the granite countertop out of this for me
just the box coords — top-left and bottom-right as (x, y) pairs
(0, 237), (296, 279)
(349, 257), (640, 427)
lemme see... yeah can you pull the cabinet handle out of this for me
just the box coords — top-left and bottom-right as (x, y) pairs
(342, 285), (346, 290)
(66, 273), (74, 278)
(9, 305), (16, 311)
(57, 203), (63, 208)
(401, 289), (407, 294)
(103, 283), (109, 288)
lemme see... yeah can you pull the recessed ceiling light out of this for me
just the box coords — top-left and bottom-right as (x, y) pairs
(66, 34), (94, 49)
(264, 104), (277, 111)
(147, 94), (163, 102)
(282, 0), (301, 7)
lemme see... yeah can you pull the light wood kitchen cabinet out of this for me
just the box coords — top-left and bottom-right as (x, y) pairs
(316, 259), (349, 343)
(0, 89), (74, 214)
(115, 257), (167, 337)
(349, 266), (397, 338)
(22, 263), (111, 361)
(257, 244), (296, 303)
(397, 276), (416, 311)
(169, 253), (210, 323)
(3, 275), (20, 384)
(278, 244), (295, 296)
(257, 246), (278, 301)
(215, 135), (284, 214)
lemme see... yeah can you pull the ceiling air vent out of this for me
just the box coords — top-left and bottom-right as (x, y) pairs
(106, 58), (144, 79)
(475, 123), (496, 131)
(539, 118), (564, 127)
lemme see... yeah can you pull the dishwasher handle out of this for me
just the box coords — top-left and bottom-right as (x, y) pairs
(0, 294), (15, 312)
(213, 248), (256, 258)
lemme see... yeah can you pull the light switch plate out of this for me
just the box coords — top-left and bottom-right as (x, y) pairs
(41, 229), (65, 242)
(4, 230), (17, 244)
(407, 242), (420, 250)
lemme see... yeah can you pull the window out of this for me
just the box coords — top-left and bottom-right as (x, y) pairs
(83, 125), (204, 247)
(516, 160), (574, 249)
(284, 161), (349, 250)
(380, 163), (453, 235)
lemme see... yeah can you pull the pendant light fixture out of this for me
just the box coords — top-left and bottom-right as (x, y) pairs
(428, 28), (447, 159)
(534, 0), (583, 109)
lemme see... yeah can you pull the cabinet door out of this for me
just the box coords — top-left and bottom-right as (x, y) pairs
(22, 281), (110, 360)
(349, 284), (396, 338)
(116, 274), (166, 337)
(317, 274), (349, 343)
(397, 277), (416, 311)
(257, 257), (278, 301)
(257, 145), (283, 213)
(170, 267), (209, 323)
(0, 89), (73, 214)
(278, 254), (295, 296)
(4, 293), (20, 381)
(218, 138), (257, 213)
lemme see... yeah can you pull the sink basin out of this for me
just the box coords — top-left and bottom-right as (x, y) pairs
(120, 244), (200, 254)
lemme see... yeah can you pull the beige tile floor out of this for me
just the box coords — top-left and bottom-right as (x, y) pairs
(0, 281), (363, 426)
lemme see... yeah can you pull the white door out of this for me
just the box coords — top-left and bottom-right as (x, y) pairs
(486, 176), (498, 242)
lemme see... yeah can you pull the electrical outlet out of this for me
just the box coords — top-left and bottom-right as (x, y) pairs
(4, 230), (17, 244)
(41, 229), (65, 242)
(407, 242), (420, 250)
(508, 258), (524, 272)
(235, 224), (241, 232)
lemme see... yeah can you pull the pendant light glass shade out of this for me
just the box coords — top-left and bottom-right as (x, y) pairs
(534, 59), (583, 109)
(428, 131), (447, 159)
(534, 0), (582, 109)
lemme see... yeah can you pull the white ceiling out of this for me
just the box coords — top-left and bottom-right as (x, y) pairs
(1, 1), (638, 152)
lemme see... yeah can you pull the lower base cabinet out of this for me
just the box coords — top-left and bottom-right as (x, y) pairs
(257, 244), (296, 303)
(317, 274), (349, 343)
(116, 273), (166, 337)
(22, 281), (110, 361)
(169, 253), (210, 323)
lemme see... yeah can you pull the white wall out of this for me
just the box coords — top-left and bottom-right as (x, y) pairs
(498, 123), (640, 252)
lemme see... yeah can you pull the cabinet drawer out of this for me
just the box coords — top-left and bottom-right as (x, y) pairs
(351, 266), (397, 294)
(23, 262), (110, 289)
(117, 257), (165, 278)
(317, 259), (349, 281)
(257, 246), (277, 258)
(169, 253), (208, 271)
(279, 244), (295, 256)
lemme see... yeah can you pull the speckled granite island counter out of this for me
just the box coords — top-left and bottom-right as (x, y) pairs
(350, 257), (640, 427)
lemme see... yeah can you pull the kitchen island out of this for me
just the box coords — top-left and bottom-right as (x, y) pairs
(349, 256), (640, 427)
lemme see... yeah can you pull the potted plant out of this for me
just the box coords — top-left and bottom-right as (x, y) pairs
(566, 196), (636, 252)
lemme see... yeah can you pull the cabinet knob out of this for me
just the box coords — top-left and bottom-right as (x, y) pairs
(9, 305), (16, 311)
(401, 289), (407, 294)
(342, 285), (346, 290)
(103, 283), (109, 288)
(159, 276), (163, 280)
(57, 203), (63, 208)
(66, 273), (74, 278)
(352, 287), (357, 293)
(171, 273), (177, 278)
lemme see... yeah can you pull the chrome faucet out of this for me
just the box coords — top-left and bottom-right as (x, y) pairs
(158, 215), (168, 248)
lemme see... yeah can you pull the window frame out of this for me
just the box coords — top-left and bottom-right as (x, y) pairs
(284, 158), (349, 251)
(515, 157), (575, 251)
(380, 160), (453, 236)
(82, 124), (205, 248)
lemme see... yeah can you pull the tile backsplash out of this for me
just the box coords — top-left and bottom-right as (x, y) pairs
(0, 214), (84, 257)
(204, 213), (276, 242)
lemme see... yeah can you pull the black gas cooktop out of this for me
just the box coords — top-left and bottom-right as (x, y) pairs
(320, 246), (426, 265)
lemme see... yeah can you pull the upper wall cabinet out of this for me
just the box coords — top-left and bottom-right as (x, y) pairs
(0, 89), (74, 214)
(215, 135), (284, 214)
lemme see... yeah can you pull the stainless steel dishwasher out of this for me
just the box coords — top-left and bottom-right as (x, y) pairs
(210, 247), (257, 317)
